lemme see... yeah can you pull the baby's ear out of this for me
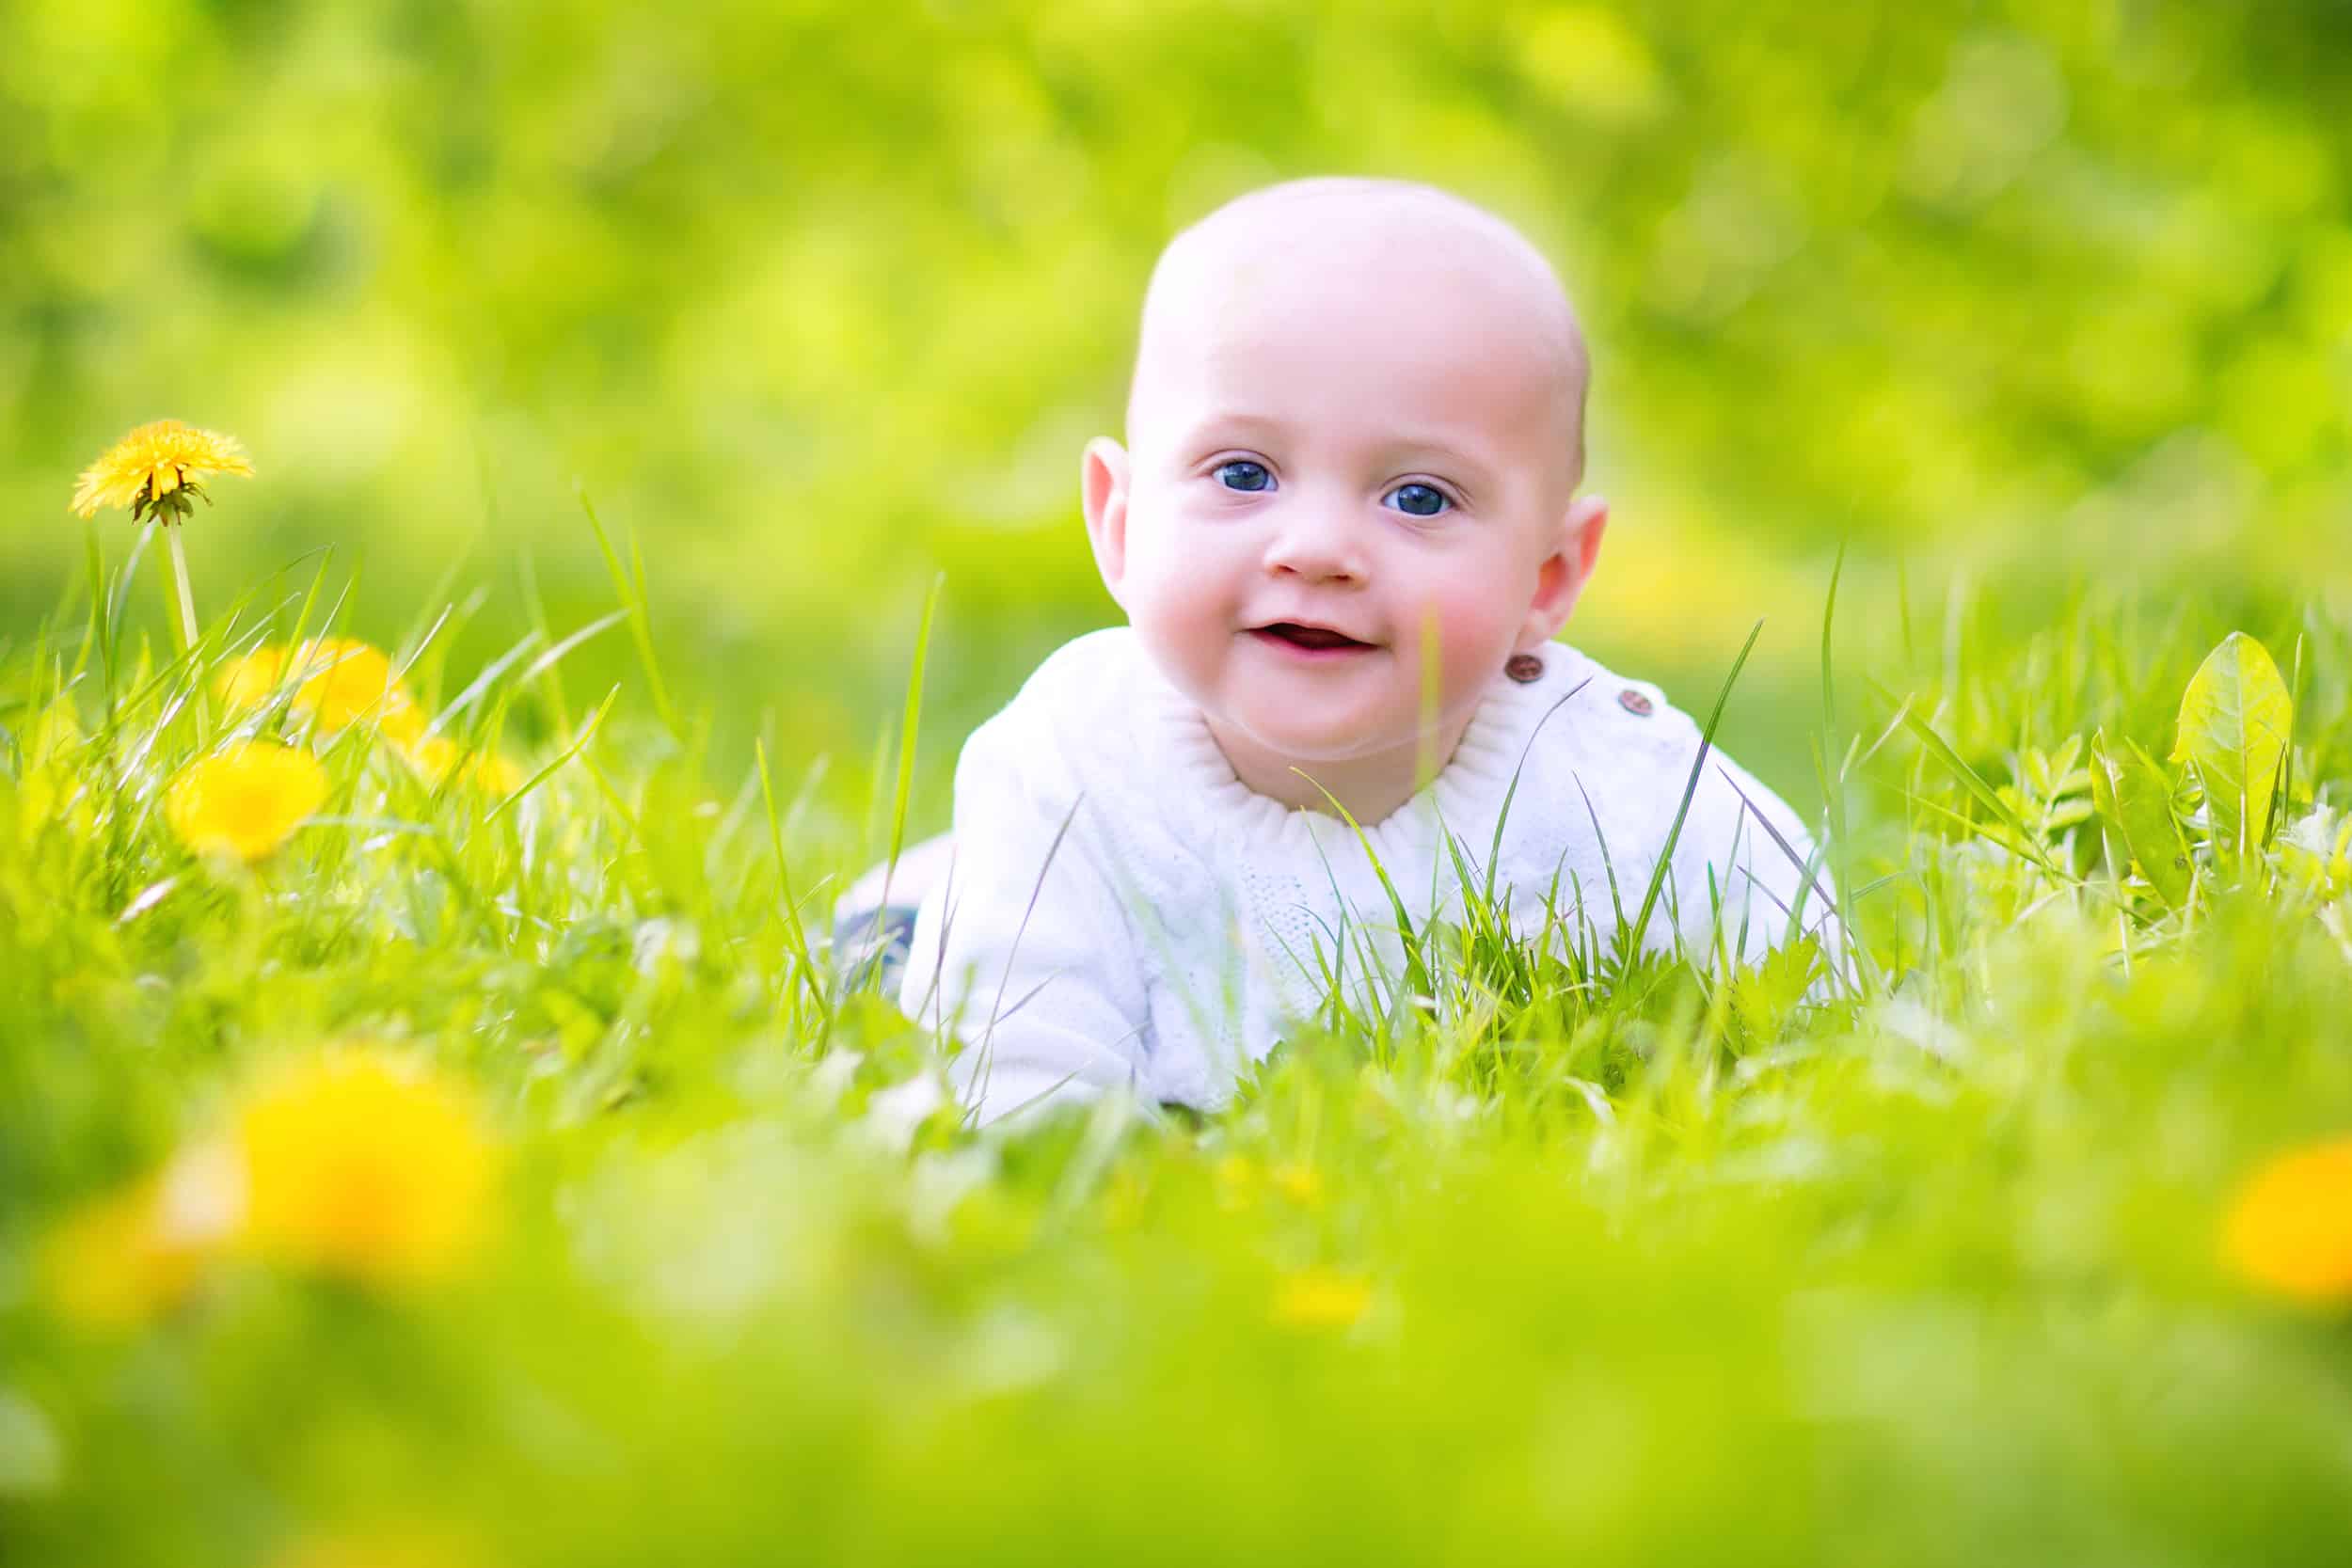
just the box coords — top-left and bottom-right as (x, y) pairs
(1520, 494), (1609, 650)
(1081, 437), (1134, 603)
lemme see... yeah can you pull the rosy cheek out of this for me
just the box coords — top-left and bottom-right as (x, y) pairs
(1403, 586), (1519, 691)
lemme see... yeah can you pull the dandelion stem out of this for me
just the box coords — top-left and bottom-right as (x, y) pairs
(164, 523), (199, 653)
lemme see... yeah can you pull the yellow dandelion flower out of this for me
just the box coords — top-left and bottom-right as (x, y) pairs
(282, 639), (426, 740)
(40, 1141), (242, 1331)
(403, 736), (461, 784)
(1271, 1266), (1373, 1330)
(42, 1180), (206, 1329)
(1213, 1153), (1260, 1212)
(466, 750), (525, 797)
(1271, 1161), (1325, 1208)
(234, 1049), (499, 1290)
(213, 646), (288, 711)
(166, 741), (330, 863)
(2221, 1137), (2352, 1307)
(70, 419), (252, 523)
(402, 736), (525, 798)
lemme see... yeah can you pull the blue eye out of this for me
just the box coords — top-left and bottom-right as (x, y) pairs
(1388, 483), (1450, 517)
(1214, 460), (1273, 493)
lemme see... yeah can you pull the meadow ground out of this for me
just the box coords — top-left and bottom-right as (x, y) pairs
(3, 457), (2350, 1565)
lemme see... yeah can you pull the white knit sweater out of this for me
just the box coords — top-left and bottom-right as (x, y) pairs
(897, 627), (1829, 1126)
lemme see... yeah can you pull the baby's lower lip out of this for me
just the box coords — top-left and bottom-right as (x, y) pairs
(1248, 626), (1378, 660)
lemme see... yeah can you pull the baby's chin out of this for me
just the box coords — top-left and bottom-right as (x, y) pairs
(1207, 696), (1427, 767)
(1136, 638), (1434, 759)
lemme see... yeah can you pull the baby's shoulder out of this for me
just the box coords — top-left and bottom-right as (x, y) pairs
(1525, 642), (1810, 860)
(998, 626), (1153, 742)
(1507, 643), (1719, 840)
(956, 626), (1157, 793)
(1525, 642), (1699, 773)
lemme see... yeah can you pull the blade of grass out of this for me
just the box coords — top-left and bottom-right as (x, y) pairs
(1485, 678), (1590, 907)
(1626, 618), (1764, 960)
(520, 609), (631, 689)
(485, 685), (620, 823)
(81, 522), (114, 721)
(516, 548), (575, 741)
(1868, 674), (2071, 882)
(867, 574), (943, 942)
(576, 483), (680, 739)
(756, 737), (831, 1028)
(1293, 772), (1433, 1009)
(427, 627), (547, 739)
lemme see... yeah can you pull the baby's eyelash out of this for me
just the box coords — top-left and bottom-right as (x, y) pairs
(1385, 481), (1458, 517)
(1199, 461), (1463, 515)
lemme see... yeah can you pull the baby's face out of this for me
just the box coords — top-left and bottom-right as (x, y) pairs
(1085, 236), (1600, 796)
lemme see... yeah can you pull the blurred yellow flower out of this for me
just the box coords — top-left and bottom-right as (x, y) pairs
(216, 639), (431, 741)
(1271, 1161), (1325, 1207)
(284, 639), (427, 741)
(40, 1141), (242, 1330)
(70, 419), (252, 523)
(1271, 1266), (1372, 1330)
(402, 736), (525, 798)
(213, 645), (288, 710)
(166, 741), (330, 863)
(42, 1180), (206, 1329)
(2222, 1137), (2352, 1306)
(234, 1050), (499, 1290)
(1213, 1153), (1259, 1211)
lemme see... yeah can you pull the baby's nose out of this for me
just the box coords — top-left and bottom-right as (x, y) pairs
(1262, 503), (1368, 582)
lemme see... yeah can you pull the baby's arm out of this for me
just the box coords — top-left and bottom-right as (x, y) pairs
(896, 705), (1153, 1127)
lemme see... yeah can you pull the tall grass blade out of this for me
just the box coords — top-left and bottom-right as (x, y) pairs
(576, 483), (681, 738)
(1626, 618), (1763, 959)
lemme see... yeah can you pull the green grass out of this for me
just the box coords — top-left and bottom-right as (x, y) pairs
(3, 542), (2351, 1566)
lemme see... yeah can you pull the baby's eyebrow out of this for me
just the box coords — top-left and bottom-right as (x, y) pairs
(1382, 436), (1492, 472)
(1183, 411), (1292, 449)
(1182, 415), (1495, 478)
(1375, 436), (1502, 497)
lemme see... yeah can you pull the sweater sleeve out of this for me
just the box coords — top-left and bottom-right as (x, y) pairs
(895, 696), (1154, 1128)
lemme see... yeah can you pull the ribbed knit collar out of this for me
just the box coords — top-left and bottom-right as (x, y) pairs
(1132, 641), (1592, 863)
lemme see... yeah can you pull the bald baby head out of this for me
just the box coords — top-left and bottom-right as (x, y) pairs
(1128, 177), (1592, 495)
(1078, 177), (1613, 816)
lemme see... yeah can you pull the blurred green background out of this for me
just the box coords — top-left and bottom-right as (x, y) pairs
(4, 0), (2347, 816)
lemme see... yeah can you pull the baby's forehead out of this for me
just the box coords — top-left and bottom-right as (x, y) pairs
(1152, 182), (1562, 320)
(1129, 183), (1585, 467)
(1134, 191), (1581, 446)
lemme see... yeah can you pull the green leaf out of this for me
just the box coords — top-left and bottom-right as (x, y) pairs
(2088, 728), (2192, 909)
(1874, 683), (2068, 880)
(2169, 632), (2293, 859)
(1728, 934), (1821, 1048)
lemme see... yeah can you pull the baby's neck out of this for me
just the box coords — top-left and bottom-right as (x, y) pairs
(1202, 709), (1477, 826)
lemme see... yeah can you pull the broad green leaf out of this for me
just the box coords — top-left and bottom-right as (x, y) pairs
(2170, 632), (2293, 858)
(2089, 728), (2192, 909)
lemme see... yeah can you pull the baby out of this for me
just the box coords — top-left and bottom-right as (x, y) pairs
(855, 177), (1829, 1127)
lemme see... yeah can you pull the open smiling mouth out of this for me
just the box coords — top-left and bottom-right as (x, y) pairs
(1249, 623), (1378, 656)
